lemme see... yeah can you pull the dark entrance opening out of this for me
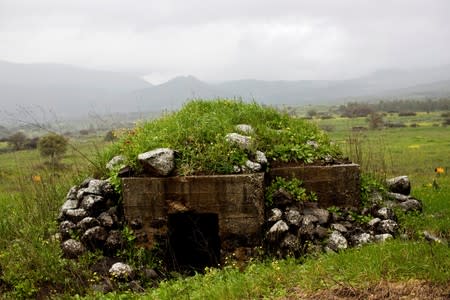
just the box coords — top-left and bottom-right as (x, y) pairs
(167, 212), (220, 273)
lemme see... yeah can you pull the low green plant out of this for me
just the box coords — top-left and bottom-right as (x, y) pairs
(265, 176), (317, 206)
(360, 173), (386, 206)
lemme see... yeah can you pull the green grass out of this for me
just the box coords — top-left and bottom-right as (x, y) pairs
(0, 136), (108, 298)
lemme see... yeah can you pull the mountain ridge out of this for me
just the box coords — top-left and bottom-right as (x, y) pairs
(1, 60), (450, 120)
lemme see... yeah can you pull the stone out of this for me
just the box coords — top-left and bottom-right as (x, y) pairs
(306, 140), (319, 149)
(77, 217), (100, 232)
(106, 155), (126, 171)
(143, 268), (159, 280)
(138, 148), (175, 176)
(65, 186), (78, 200)
(80, 195), (106, 213)
(328, 231), (348, 252)
(368, 218), (382, 228)
(79, 177), (94, 188)
(105, 230), (124, 253)
(331, 223), (348, 233)
(303, 208), (330, 225)
(245, 160), (262, 172)
(314, 225), (329, 239)
(285, 209), (302, 227)
(85, 179), (114, 196)
(269, 220), (289, 235)
(272, 188), (294, 207)
(235, 124), (254, 134)
(398, 199), (423, 212)
(268, 208), (283, 222)
(225, 133), (252, 149)
(375, 207), (395, 220)
(64, 208), (88, 223)
(352, 233), (373, 246)
(377, 220), (398, 235)
(81, 226), (108, 249)
(281, 233), (300, 251)
(386, 192), (410, 202)
(386, 176), (411, 195)
(374, 233), (393, 242)
(59, 220), (76, 240)
(255, 151), (268, 166)
(61, 239), (86, 258)
(60, 199), (79, 214)
(98, 212), (115, 228)
(109, 262), (133, 280)
(423, 231), (442, 243)
(301, 214), (319, 226)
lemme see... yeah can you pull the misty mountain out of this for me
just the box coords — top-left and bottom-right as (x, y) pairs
(0, 60), (152, 119)
(129, 66), (450, 111)
(1, 60), (450, 123)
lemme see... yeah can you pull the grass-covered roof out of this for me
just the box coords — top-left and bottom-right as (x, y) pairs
(101, 99), (342, 176)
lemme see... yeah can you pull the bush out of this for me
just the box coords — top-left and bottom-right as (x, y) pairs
(38, 133), (68, 164)
(7, 132), (27, 151)
(398, 111), (417, 116)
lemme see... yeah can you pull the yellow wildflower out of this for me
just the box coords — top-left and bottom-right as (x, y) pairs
(435, 167), (445, 174)
(32, 175), (41, 183)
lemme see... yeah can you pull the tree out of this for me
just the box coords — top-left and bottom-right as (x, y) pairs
(367, 112), (384, 130)
(38, 133), (68, 164)
(7, 132), (27, 151)
(306, 109), (318, 118)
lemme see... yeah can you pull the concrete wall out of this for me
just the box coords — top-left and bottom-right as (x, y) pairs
(268, 163), (361, 208)
(122, 173), (265, 251)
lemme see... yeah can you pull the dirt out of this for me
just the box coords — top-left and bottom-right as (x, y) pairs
(284, 280), (450, 300)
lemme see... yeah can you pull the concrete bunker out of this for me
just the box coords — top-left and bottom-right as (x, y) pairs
(122, 164), (360, 270)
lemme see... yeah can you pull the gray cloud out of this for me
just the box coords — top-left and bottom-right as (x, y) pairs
(1, 0), (449, 83)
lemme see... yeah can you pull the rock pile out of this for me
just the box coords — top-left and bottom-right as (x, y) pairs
(58, 178), (124, 259)
(265, 175), (422, 257)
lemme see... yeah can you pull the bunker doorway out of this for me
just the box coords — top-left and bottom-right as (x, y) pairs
(167, 212), (220, 273)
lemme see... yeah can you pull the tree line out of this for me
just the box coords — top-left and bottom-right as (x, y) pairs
(337, 98), (450, 118)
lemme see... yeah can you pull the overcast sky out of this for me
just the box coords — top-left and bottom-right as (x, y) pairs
(1, 0), (450, 84)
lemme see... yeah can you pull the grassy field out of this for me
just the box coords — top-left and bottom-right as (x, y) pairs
(0, 109), (448, 298)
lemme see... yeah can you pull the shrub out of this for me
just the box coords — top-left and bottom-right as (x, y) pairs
(398, 111), (417, 116)
(38, 133), (68, 164)
(7, 132), (27, 151)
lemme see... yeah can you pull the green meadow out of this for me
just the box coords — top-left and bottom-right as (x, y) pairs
(0, 105), (448, 298)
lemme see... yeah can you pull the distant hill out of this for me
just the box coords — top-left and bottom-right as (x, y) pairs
(0, 60), (152, 119)
(1, 60), (450, 122)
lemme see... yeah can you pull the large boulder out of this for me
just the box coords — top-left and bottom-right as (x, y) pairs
(138, 148), (176, 176)
(386, 176), (411, 195)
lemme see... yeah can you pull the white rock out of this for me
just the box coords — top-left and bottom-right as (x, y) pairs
(109, 262), (133, 279)
(255, 151), (268, 165)
(235, 124), (254, 134)
(374, 233), (393, 242)
(225, 133), (252, 149)
(269, 220), (289, 234)
(138, 148), (175, 176)
(245, 160), (262, 172)
(106, 155), (126, 171)
(328, 231), (348, 251)
(285, 209), (302, 226)
(268, 208), (283, 222)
